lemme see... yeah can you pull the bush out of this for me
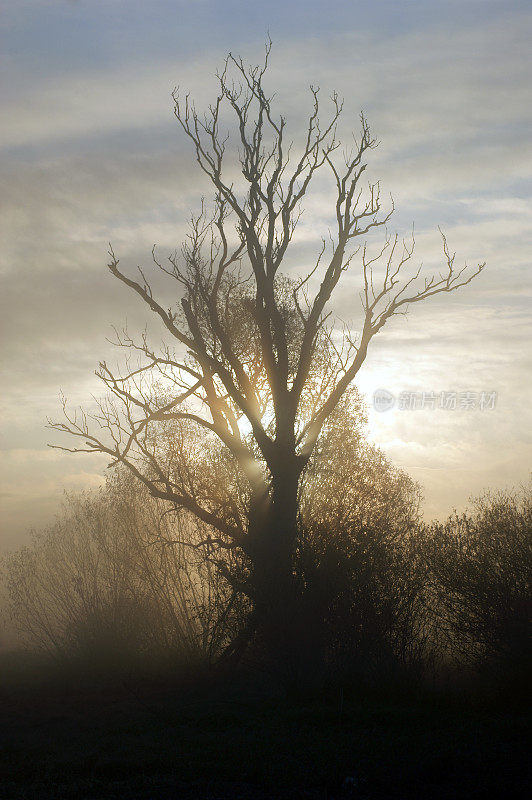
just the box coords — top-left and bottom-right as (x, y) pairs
(425, 482), (532, 683)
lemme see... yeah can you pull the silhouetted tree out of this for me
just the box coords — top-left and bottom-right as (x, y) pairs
(296, 393), (430, 682)
(425, 483), (531, 681)
(50, 42), (484, 657)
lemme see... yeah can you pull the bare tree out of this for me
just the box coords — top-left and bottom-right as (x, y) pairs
(50, 42), (484, 655)
(3, 470), (240, 667)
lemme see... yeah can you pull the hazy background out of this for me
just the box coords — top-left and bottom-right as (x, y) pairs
(1, 0), (531, 552)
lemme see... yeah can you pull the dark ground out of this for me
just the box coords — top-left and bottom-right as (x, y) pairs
(0, 652), (530, 800)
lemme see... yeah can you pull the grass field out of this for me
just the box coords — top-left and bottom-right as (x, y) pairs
(1, 652), (530, 799)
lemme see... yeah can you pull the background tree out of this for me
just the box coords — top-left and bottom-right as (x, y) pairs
(50, 42), (484, 656)
(425, 482), (532, 683)
(296, 392), (430, 683)
(8, 401), (430, 683)
(3, 469), (241, 670)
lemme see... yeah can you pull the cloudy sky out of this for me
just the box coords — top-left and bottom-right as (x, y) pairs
(1, 0), (531, 552)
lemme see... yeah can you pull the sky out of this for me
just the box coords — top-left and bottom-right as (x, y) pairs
(1, 0), (531, 553)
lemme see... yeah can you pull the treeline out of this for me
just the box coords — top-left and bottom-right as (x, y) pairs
(2, 427), (530, 692)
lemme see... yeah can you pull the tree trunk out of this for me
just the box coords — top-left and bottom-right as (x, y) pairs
(247, 458), (302, 666)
